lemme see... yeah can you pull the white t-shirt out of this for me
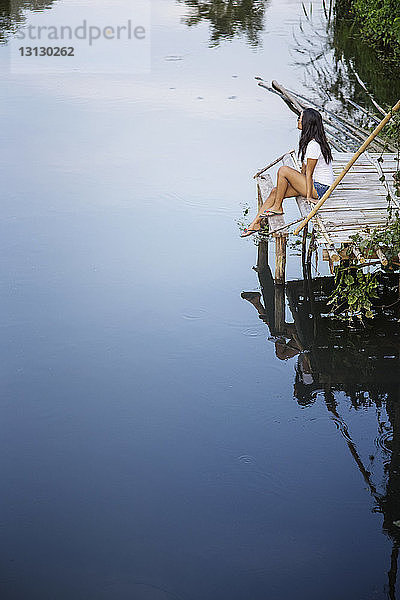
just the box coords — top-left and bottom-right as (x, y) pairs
(304, 139), (334, 186)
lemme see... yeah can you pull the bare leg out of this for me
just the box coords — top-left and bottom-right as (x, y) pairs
(246, 187), (287, 232)
(247, 167), (318, 232)
(270, 166), (318, 212)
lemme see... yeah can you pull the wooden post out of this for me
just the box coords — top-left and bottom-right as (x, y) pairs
(257, 263), (276, 336)
(301, 223), (308, 278)
(274, 282), (285, 333)
(398, 253), (400, 301)
(257, 183), (263, 210)
(272, 80), (303, 113)
(305, 230), (316, 281)
(257, 239), (269, 272)
(275, 235), (287, 285)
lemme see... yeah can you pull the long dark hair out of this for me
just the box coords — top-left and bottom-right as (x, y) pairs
(298, 108), (332, 164)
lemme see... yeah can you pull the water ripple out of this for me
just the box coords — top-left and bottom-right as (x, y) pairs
(241, 327), (264, 337)
(375, 431), (393, 454)
(164, 55), (184, 61)
(182, 308), (207, 320)
(238, 454), (256, 464)
(330, 416), (353, 444)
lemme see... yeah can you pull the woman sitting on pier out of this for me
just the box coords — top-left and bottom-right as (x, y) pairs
(241, 108), (334, 237)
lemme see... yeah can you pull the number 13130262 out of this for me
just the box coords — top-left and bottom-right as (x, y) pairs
(19, 47), (75, 56)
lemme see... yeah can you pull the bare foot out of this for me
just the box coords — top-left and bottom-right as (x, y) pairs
(261, 206), (284, 215)
(245, 221), (261, 232)
(240, 226), (260, 238)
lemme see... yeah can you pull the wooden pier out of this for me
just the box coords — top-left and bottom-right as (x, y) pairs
(255, 150), (400, 282)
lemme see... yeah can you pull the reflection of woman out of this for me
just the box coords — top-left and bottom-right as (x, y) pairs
(241, 108), (334, 237)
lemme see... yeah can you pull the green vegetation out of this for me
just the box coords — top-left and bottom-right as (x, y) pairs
(329, 194), (400, 323)
(328, 267), (379, 321)
(335, 0), (400, 69)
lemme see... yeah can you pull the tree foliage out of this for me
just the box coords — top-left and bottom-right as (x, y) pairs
(335, 0), (400, 68)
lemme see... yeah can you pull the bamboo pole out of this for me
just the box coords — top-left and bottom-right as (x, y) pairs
(376, 247), (388, 267)
(253, 150), (295, 179)
(258, 82), (351, 151)
(353, 247), (366, 264)
(294, 99), (400, 235)
(347, 98), (381, 125)
(287, 88), (388, 151)
(272, 81), (304, 113)
(257, 82), (301, 116)
(268, 80), (385, 152)
(351, 68), (386, 116)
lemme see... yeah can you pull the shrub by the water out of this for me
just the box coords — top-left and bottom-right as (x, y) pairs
(335, 0), (400, 68)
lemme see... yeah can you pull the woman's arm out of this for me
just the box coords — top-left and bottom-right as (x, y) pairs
(305, 158), (317, 199)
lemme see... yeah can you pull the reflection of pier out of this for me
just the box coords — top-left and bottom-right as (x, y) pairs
(245, 240), (400, 394)
(243, 240), (400, 597)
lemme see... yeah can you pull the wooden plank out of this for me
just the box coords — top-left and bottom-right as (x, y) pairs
(295, 196), (312, 218)
(326, 222), (388, 230)
(256, 174), (288, 237)
(295, 196), (340, 260)
(320, 202), (389, 209)
(319, 205), (389, 212)
(323, 222), (388, 230)
(320, 209), (389, 214)
(254, 151), (398, 250)
(320, 210), (389, 217)
(322, 211), (389, 215)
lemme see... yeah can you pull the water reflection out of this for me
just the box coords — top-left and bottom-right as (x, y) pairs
(1, 0), (399, 595)
(178, 0), (269, 47)
(242, 240), (400, 597)
(291, 3), (400, 115)
(0, 0), (55, 43)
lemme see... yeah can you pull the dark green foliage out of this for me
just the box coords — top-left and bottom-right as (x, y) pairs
(328, 267), (379, 321)
(335, 0), (400, 68)
(334, 0), (353, 19)
(329, 210), (400, 323)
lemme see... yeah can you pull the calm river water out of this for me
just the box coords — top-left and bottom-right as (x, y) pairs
(1, 1), (400, 598)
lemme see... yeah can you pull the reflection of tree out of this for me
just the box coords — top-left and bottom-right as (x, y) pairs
(178, 0), (269, 47)
(243, 243), (400, 596)
(331, 16), (400, 109)
(291, 5), (400, 125)
(0, 0), (56, 44)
